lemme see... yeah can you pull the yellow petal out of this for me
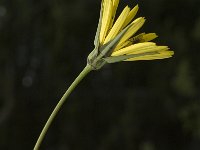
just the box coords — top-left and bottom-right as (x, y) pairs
(142, 33), (158, 41)
(128, 45), (169, 55)
(109, 0), (120, 29)
(112, 42), (156, 56)
(122, 5), (139, 29)
(100, 0), (113, 44)
(104, 6), (130, 44)
(130, 33), (158, 43)
(125, 51), (174, 61)
(117, 17), (145, 47)
(113, 0), (119, 7)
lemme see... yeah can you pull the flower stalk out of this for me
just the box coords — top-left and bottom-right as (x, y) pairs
(34, 64), (92, 150)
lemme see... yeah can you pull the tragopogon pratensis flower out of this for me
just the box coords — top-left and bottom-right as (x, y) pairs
(88, 0), (174, 70)
(34, 1), (174, 149)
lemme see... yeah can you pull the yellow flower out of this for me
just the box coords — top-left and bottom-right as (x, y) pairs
(87, 0), (174, 69)
(34, 2), (175, 148)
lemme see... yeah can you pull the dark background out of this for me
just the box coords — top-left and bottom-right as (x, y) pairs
(0, 0), (200, 149)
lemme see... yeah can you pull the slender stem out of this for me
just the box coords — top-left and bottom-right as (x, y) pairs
(34, 64), (92, 150)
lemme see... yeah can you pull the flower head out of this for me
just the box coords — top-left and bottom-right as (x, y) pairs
(87, 0), (174, 70)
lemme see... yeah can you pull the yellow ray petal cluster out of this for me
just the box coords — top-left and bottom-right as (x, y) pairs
(89, 0), (174, 69)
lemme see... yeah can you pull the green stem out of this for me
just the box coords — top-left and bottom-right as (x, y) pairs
(34, 64), (92, 150)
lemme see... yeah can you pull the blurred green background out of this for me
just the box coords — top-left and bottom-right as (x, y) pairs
(0, 0), (200, 149)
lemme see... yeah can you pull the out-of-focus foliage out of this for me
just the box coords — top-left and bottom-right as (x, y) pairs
(0, 0), (200, 149)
